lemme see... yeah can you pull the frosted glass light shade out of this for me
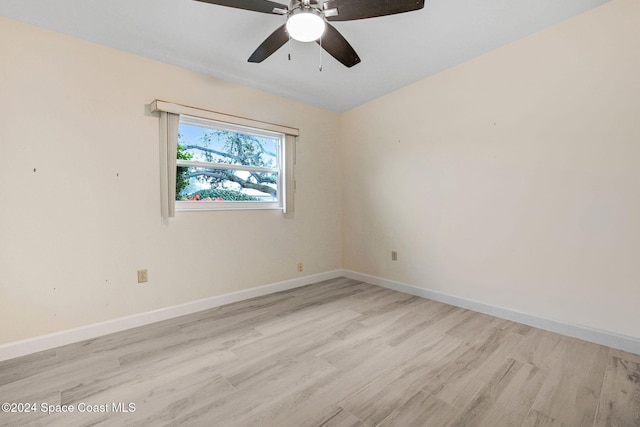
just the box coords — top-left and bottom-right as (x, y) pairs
(286, 10), (326, 42)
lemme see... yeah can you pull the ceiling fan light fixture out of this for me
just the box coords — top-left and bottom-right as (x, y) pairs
(286, 8), (326, 42)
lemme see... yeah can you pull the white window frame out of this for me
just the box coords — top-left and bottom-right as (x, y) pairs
(176, 115), (284, 211)
(151, 100), (297, 218)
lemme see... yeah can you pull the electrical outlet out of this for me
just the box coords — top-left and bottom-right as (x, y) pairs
(297, 262), (304, 272)
(391, 251), (398, 261)
(137, 269), (148, 283)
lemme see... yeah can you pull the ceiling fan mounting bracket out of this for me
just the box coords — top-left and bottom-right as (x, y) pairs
(285, 0), (332, 17)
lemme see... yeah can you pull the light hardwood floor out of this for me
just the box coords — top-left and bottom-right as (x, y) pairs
(1, 277), (639, 426)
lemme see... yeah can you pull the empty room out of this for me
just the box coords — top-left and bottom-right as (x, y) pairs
(1, 0), (639, 425)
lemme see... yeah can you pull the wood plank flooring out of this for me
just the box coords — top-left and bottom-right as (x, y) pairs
(1, 277), (638, 426)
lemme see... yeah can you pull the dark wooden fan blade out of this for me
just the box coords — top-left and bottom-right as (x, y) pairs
(325, 0), (424, 21)
(316, 23), (361, 68)
(248, 24), (289, 63)
(194, 0), (287, 14)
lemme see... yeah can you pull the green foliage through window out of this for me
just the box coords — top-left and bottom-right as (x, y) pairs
(176, 142), (193, 197)
(183, 189), (258, 201)
(176, 116), (281, 203)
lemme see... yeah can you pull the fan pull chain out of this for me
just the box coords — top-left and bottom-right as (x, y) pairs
(319, 36), (323, 72)
(288, 34), (292, 61)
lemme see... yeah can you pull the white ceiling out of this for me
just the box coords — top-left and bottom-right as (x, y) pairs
(1, 0), (609, 112)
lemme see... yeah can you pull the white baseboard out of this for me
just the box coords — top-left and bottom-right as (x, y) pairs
(4, 269), (638, 362)
(342, 269), (640, 355)
(0, 270), (342, 362)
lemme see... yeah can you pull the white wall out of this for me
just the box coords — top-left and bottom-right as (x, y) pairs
(340, 0), (640, 339)
(0, 18), (342, 344)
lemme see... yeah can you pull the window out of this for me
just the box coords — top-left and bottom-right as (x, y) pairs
(176, 116), (283, 211)
(151, 100), (297, 218)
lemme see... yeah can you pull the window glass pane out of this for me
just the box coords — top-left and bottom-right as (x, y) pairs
(178, 123), (278, 168)
(177, 167), (278, 202)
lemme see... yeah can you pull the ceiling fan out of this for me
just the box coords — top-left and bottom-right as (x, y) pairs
(194, 0), (425, 68)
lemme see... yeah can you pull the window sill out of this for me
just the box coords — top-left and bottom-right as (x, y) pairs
(176, 201), (282, 211)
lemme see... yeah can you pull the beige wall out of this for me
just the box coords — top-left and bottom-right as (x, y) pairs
(2, 0), (639, 347)
(341, 0), (640, 339)
(0, 18), (342, 344)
